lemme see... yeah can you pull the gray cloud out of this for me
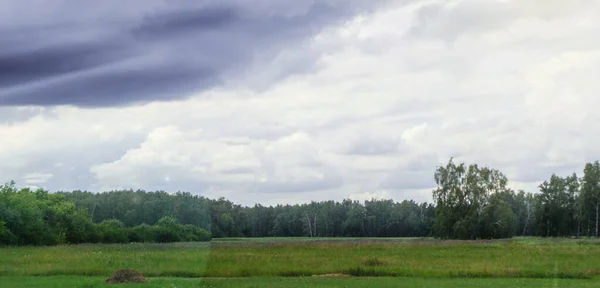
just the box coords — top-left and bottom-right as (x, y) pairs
(344, 139), (400, 156)
(131, 7), (238, 39)
(378, 169), (435, 190)
(407, 0), (513, 42)
(3, 132), (146, 191)
(0, 0), (385, 107)
(0, 107), (58, 124)
(406, 0), (591, 43)
(3, 0), (600, 206)
(246, 175), (344, 194)
(511, 163), (582, 184)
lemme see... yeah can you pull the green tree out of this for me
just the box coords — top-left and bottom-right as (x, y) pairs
(582, 162), (600, 237)
(218, 212), (234, 237)
(432, 158), (517, 239)
(342, 200), (365, 237)
(0, 220), (16, 245)
(96, 219), (128, 243)
(480, 194), (517, 239)
(157, 215), (180, 229)
(535, 174), (578, 237)
(272, 212), (290, 236)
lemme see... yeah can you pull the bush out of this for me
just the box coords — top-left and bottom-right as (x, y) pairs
(152, 226), (181, 243)
(65, 210), (95, 244)
(0, 220), (16, 245)
(129, 224), (154, 243)
(180, 224), (211, 242)
(156, 216), (179, 228)
(96, 220), (128, 243)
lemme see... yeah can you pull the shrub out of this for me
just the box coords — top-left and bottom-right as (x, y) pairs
(129, 224), (155, 243)
(65, 210), (95, 244)
(0, 220), (16, 245)
(156, 216), (179, 228)
(96, 220), (128, 243)
(152, 226), (181, 243)
(180, 224), (212, 242)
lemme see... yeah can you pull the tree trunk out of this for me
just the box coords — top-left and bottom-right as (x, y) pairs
(577, 207), (583, 238)
(596, 202), (600, 238)
(522, 203), (531, 236)
(305, 214), (313, 237)
(588, 220), (591, 237)
(313, 215), (317, 237)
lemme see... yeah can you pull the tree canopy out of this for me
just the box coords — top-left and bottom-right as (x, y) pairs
(432, 158), (516, 239)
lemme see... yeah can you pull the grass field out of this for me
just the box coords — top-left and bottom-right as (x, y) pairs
(0, 276), (598, 288)
(1, 237), (600, 287)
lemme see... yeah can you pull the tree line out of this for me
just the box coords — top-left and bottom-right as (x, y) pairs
(432, 159), (600, 239)
(2, 159), (600, 245)
(61, 190), (436, 238)
(0, 183), (210, 246)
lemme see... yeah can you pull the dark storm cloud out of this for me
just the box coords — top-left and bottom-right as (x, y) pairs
(132, 7), (238, 39)
(0, 0), (385, 107)
(0, 41), (123, 88)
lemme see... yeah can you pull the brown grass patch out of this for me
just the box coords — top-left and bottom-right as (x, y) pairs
(105, 269), (147, 284)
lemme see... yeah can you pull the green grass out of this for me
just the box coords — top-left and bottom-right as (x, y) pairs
(2, 237), (600, 281)
(0, 276), (598, 288)
(0, 242), (211, 277)
(205, 238), (600, 279)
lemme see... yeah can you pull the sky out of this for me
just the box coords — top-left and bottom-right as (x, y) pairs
(1, 0), (599, 206)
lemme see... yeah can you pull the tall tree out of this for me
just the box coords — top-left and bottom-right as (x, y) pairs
(432, 158), (516, 239)
(535, 174), (579, 237)
(582, 162), (600, 237)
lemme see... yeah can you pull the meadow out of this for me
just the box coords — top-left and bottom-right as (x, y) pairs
(1, 237), (600, 287)
(1, 276), (598, 288)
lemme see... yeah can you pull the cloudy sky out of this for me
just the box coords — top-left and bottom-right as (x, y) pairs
(1, 0), (599, 206)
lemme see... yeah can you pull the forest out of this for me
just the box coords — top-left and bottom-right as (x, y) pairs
(1, 159), (600, 245)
